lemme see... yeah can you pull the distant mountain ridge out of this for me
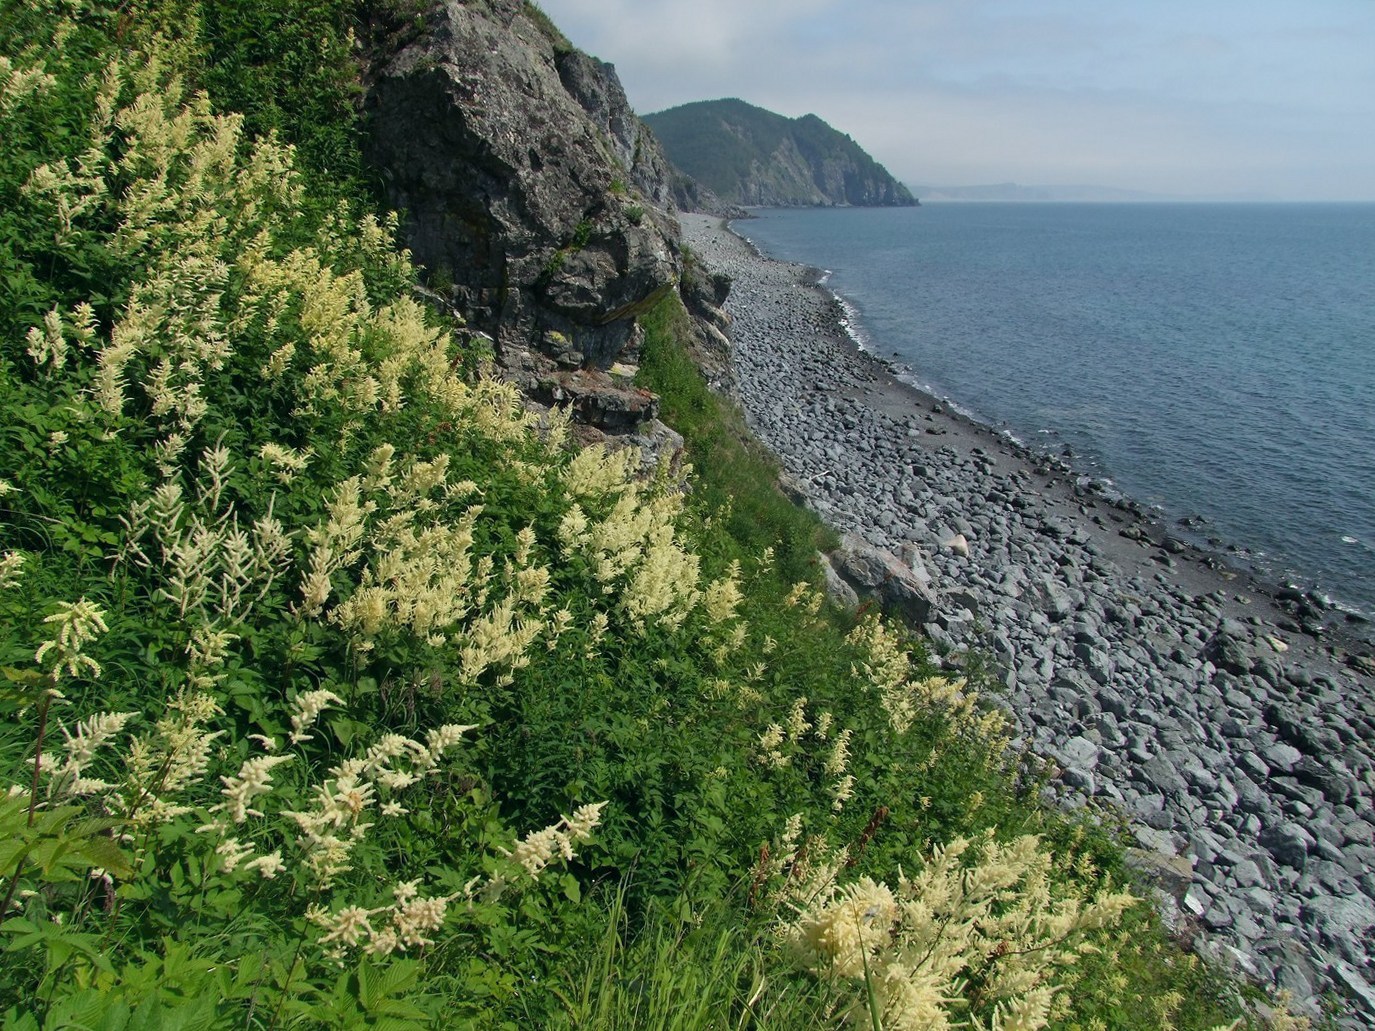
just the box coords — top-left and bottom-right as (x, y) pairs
(644, 98), (916, 208)
(914, 182), (1282, 203)
(915, 183), (1167, 202)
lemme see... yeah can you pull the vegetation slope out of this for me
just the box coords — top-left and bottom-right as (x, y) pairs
(0, 2), (1286, 1028)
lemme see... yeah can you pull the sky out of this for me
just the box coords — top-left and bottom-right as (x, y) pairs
(532, 0), (1375, 201)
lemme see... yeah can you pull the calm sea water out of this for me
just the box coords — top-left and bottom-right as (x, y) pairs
(736, 203), (1375, 615)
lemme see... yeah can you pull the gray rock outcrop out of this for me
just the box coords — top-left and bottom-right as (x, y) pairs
(363, 0), (681, 425)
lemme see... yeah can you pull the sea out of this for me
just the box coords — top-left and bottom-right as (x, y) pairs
(734, 202), (1375, 618)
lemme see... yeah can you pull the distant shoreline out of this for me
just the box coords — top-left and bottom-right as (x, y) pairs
(726, 203), (1369, 629)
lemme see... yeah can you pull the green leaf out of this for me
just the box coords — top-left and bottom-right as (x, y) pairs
(1, 1005), (41, 1031)
(0, 667), (47, 705)
(0, 835), (26, 873)
(34, 988), (126, 1031)
(70, 833), (134, 880)
(356, 956), (421, 1014)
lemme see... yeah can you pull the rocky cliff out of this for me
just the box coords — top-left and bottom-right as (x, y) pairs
(643, 98), (917, 208)
(553, 51), (737, 219)
(363, 0), (731, 428)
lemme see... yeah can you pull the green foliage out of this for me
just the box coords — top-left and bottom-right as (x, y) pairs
(548, 887), (837, 1029)
(646, 99), (796, 199)
(638, 294), (836, 582)
(0, 3), (1264, 1029)
(197, 0), (366, 191)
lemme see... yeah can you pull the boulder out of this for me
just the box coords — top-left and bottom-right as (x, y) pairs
(1260, 821), (1315, 870)
(831, 533), (936, 625)
(1331, 961), (1375, 1020)
(1124, 847), (1194, 901)
(817, 551), (860, 610)
(1203, 621), (1256, 676)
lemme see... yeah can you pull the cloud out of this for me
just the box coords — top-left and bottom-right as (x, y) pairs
(540, 0), (843, 74)
(535, 0), (1375, 199)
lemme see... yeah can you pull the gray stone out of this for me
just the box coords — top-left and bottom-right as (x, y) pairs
(1230, 858), (1265, 888)
(1132, 826), (1177, 854)
(1331, 961), (1375, 1019)
(1260, 821), (1315, 869)
(817, 552), (860, 610)
(1263, 741), (1304, 772)
(1301, 894), (1375, 939)
(831, 534), (937, 624)
(1268, 943), (1319, 1010)
(1056, 735), (1101, 771)
(1343, 819), (1375, 846)
(1125, 848), (1193, 900)
(1138, 754), (1189, 797)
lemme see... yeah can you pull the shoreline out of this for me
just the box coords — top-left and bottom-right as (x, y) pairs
(727, 215), (1375, 659)
(680, 212), (1375, 1023)
(730, 212), (1375, 639)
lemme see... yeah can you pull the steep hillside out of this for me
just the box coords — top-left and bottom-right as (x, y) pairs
(644, 98), (917, 207)
(0, 2), (1265, 1028)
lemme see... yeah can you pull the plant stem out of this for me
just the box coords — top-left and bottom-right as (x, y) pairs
(267, 935), (308, 1031)
(27, 686), (54, 827)
(0, 685), (58, 929)
(0, 858), (27, 930)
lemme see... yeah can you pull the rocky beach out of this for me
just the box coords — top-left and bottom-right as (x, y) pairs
(681, 212), (1375, 1024)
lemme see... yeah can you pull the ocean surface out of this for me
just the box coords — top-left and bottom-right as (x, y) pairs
(734, 203), (1375, 616)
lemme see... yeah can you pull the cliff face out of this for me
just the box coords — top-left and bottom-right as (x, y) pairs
(549, 50), (737, 218)
(363, 0), (702, 423)
(643, 99), (917, 208)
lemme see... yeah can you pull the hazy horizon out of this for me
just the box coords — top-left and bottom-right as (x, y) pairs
(534, 0), (1375, 203)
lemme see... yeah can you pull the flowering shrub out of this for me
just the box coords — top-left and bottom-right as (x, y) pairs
(782, 832), (1136, 1031)
(0, 23), (617, 1023)
(0, 5), (1263, 1029)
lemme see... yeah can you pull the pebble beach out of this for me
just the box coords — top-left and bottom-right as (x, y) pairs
(680, 212), (1375, 1024)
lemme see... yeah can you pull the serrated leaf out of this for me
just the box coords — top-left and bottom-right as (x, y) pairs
(355, 956), (382, 1010)
(371, 1001), (430, 1023)
(35, 988), (122, 1031)
(72, 834), (134, 879)
(374, 959), (420, 1003)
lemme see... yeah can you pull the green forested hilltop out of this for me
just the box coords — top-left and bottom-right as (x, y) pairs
(0, 2), (1279, 1027)
(643, 98), (917, 208)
